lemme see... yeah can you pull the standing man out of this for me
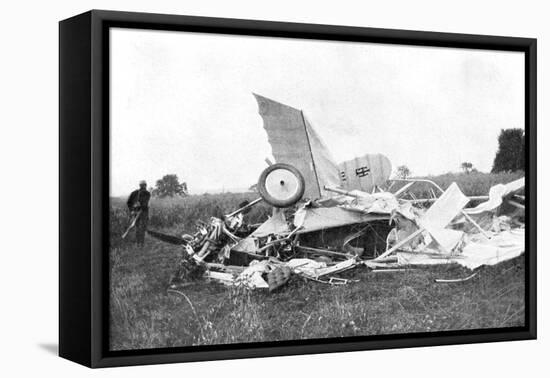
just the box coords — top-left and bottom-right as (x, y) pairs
(127, 180), (151, 247)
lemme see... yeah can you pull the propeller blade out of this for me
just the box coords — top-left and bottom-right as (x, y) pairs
(147, 230), (188, 245)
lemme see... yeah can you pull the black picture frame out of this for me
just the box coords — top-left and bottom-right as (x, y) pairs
(59, 9), (537, 368)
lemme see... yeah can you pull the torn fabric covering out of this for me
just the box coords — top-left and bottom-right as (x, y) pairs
(458, 228), (525, 269)
(235, 260), (271, 289)
(286, 258), (327, 277)
(204, 260), (271, 289)
(286, 258), (357, 279)
(397, 251), (455, 265)
(419, 182), (469, 231)
(425, 228), (464, 254)
(293, 206), (389, 233)
(254, 94), (340, 200)
(337, 191), (399, 215)
(314, 258), (357, 277)
(392, 201), (423, 221)
(206, 258), (359, 289)
(395, 228), (524, 270)
(418, 182), (469, 252)
(251, 208), (290, 237)
(387, 214), (425, 251)
(464, 177), (525, 215)
(231, 237), (257, 254)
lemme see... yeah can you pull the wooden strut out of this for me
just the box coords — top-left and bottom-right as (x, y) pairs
(295, 245), (352, 259)
(302, 275), (358, 285)
(301, 110), (322, 198)
(371, 269), (412, 273)
(461, 210), (491, 239)
(256, 225), (303, 254)
(435, 272), (478, 283)
(507, 200), (525, 210)
(324, 186), (357, 197)
(374, 212), (489, 261)
(373, 228), (424, 261)
(225, 197), (263, 218)
(258, 237), (291, 252)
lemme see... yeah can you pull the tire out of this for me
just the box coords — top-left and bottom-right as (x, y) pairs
(258, 163), (306, 207)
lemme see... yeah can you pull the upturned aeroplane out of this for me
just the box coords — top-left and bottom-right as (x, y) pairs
(148, 94), (440, 264)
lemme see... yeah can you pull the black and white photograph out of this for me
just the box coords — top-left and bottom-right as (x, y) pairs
(1, 0), (548, 374)
(108, 26), (528, 351)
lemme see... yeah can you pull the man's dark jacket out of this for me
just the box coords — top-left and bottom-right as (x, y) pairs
(127, 189), (151, 211)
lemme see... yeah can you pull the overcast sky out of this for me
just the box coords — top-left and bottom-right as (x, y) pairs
(110, 28), (524, 196)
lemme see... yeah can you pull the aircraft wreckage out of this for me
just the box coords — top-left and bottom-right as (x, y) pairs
(145, 94), (526, 292)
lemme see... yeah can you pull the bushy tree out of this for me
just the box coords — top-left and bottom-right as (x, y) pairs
(460, 162), (474, 174)
(396, 165), (411, 179)
(152, 174), (188, 197)
(492, 128), (525, 173)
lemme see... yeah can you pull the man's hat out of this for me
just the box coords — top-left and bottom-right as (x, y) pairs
(139, 180), (147, 186)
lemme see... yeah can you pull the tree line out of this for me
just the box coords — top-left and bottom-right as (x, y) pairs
(395, 128), (525, 178)
(153, 128), (525, 194)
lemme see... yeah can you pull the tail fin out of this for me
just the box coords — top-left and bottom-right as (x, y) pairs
(253, 94), (340, 200)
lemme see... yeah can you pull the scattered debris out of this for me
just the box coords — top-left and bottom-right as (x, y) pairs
(435, 272), (478, 283)
(143, 95), (525, 293)
(371, 269), (413, 273)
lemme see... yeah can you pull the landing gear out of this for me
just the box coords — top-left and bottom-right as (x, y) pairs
(257, 163), (305, 208)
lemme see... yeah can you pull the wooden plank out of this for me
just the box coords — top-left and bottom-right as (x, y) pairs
(295, 245), (352, 259)
(374, 228), (424, 261)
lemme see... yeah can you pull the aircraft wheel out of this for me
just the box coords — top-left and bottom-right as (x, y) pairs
(258, 163), (305, 208)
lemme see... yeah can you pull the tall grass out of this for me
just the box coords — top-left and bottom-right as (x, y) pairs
(111, 171), (524, 244)
(109, 171), (525, 350)
(110, 242), (525, 350)
(403, 171), (524, 199)
(110, 192), (271, 247)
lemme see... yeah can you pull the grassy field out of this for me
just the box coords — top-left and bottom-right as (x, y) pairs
(109, 171), (525, 350)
